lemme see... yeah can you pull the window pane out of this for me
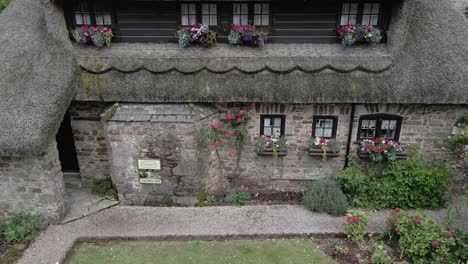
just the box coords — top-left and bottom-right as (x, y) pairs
(381, 120), (389, 129)
(202, 4), (209, 14)
(254, 3), (261, 14)
(324, 119), (333, 128)
(324, 128), (333, 138)
(361, 120), (369, 128)
(348, 15), (357, 24)
(264, 118), (271, 127)
(273, 127), (281, 137)
(340, 15), (348, 25)
(372, 3), (380, 14)
(181, 15), (188, 26)
(96, 15), (103, 25)
(389, 120), (397, 129)
(83, 14), (91, 25)
(342, 3), (350, 13)
(350, 3), (358, 14)
(254, 15), (261, 25)
(370, 15), (379, 25)
(262, 15), (269, 25)
(264, 127), (272, 136)
(363, 3), (372, 14)
(233, 4), (240, 14)
(189, 15), (197, 25)
(75, 14), (83, 25)
(189, 4), (196, 14)
(262, 4), (269, 14)
(202, 15), (209, 25)
(233, 15), (240, 25)
(362, 15), (370, 25)
(181, 4), (188, 14)
(210, 15), (217, 26)
(274, 118), (282, 126)
(241, 15), (248, 25)
(315, 128), (323, 137)
(369, 120), (377, 128)
(104, 14), (112, 25)
(241, 4), (248, 14)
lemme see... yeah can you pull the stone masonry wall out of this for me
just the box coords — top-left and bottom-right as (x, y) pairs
(0, 142), (66, 222)
(69, 101), (112, 185)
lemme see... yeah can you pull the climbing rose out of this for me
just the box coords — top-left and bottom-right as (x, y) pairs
(210, 141), (220, 147)
(236, 117), (242, 124)
(227, 131), (234, 137)
(229, 150), (236, 157)
(212, 123), (220, 130)
(237, 130), (243, 135)
(447, 231), (454, 238)
(225, 115), (232, 121)
(239, 110), (246, 116)
(431, 241), (439, 248)
(413, 218), (422, 225)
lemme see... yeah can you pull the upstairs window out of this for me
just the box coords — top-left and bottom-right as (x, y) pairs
(233, 3), (249, 25)
(260, 115), (286, 137)
(94, 3), (112, 26)
(340, 3), (359, 25)
(73, 1), (91, 25)
(181, 3), (197, 26)
(202, 4), (218, 26)
(313, 116), (338, 139)
(254, 3), (270, 26)
(358, 114), (402, 141)
(362, 3), (380, 25)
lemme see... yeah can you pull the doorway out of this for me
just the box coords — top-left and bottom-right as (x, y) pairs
(56, 112), (80, 173)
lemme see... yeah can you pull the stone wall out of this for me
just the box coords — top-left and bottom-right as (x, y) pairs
(0, 142), (66, 222)
(69, 102), (112, 185)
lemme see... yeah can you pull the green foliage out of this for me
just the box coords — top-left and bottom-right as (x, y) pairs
(91, 178), (117, 198)
(223, 189), (238, 204)
(369, 243), (408, 264)
(447, 229), (468, 264)
(236, 192), (251, 205)
(336, 156), (449, 209)
(196, 192), (216, 207)
(223, 189), (250, 205)
(0, 212), (44, 244)
(303, 177), (348, 216)
(344, 210), (368, 244)
(0, 0), (10, 12)
(389, 210), (455, 264)
(447, 114), (468, 151)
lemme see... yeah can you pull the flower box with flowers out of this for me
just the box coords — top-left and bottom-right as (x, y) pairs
(70, 25), (113, 48)
(308, 137), (340, 159)
(357, 138), (406, 162)
(255, 135), (288, 158)
(176, 23), (217, 48)
(336, 24), (383, 48)
(228, 24), (269, 47)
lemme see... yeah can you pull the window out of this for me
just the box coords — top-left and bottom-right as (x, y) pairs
(181, 3), (197, 26)
(73, 1), (91, 25)
(202, 4), (218, 26)
(313, 116), (338, 139)
(340, 2), (359, 25)
(361, 3), (380, 25)
(94, 3), (112, 26)
(260, 115), (286, 137)
(358, 114), (402, 141)
(233, 3), (249, 25)
(254, 3), (270, 26)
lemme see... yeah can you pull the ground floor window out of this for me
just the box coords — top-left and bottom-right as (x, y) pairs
(358, 114), (402, 140)
(313, 116), (338, 139)
(260, 115), (285, 137)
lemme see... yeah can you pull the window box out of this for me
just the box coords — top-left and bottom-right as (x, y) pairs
(308, 148), (340, 157)
(357, 148), (407, 161)
(256, 150), (288, 157)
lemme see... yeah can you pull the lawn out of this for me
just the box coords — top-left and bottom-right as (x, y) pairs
(68, 239), (336, 264)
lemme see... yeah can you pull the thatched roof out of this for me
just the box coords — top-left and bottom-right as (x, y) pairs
(0, 0), (467, 156)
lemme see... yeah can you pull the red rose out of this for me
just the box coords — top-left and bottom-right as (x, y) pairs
(225, 115), (232, 121)
(237, 130), (243, 135)
(227, 131), (234, 137)
(212, 123), (219, 130)
(413, 218), (421, 225)
(374, 137), (382, 143)
(431, 241), (439, 248)
(447, 231), (454, 238)
(239, 110), (246, 116)
(236, 117), (242, 124)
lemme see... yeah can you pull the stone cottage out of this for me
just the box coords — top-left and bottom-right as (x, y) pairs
(0, 0), (467, 221)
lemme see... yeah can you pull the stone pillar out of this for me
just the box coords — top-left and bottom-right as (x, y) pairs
(0, 142), (66, 222)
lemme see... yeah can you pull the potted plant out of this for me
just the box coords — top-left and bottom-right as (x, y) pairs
(70, 25), (113, 48)
(358, 137), (405, 162)
(176, 23), (217, 48)
(255, 135), (288, 158)
(337, 24), (383, 47)
(228, 24), (269, 47)
(308, 137), (340, 160)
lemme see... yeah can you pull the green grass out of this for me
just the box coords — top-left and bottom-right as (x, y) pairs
(68, 239), (336, 264)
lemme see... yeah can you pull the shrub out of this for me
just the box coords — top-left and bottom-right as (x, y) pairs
(303, 177), (348, 216)
(224, 189), (238, 205)
(91, 178), (117, 198)
(197, 192), (216, 207)
(447, 229), (468, 264)
(236, 192), (251, 205)
(389, 209), (456, 264)
(336, 156), (449, 209)
(344, 210), (368, 244)
(223, 189), (251, 205)
(0, 212), (44, 244)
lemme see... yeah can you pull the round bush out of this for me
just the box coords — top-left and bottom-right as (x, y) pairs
(303, 177), (348, 216)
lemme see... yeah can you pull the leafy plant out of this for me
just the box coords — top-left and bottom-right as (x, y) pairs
(223, 189), (238, 205)
(196, 192), (216, 207)
(336, 156), (449, 209)
(236, 192), (251, 205)
(0, 212), (44, 244)
(223, 189), (250, 205)
(344, 210), (369, 244)
(369, 242), (408, 264)
(309, 137), (340, 160)
(176, 23), (217, 48)
(91, 178), (117, 198)
(447, 229), (468, 264)
(446, 114), (468, 151)
(70, 25), (113, 48)
(228, 24), (269, 47)
(303, 177), (348, 216)
(256, 135), (288, 158)
(0, 0), (10, 12)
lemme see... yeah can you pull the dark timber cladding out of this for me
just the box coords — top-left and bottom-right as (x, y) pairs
(64, 0), (392, 44)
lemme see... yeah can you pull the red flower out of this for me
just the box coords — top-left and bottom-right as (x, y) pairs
(210, 141), (220, 147)
(239, 110), (246, 116)
(237, 130), (243, 135)
(390, 208), (401, 215)
(225, 115), (232, 121)
(228, 150), (236, 157)
(374, 137), (382, 143)
(431, 241), (439, 248)
(236, 117), (242, 124)
(212, 123), (220, 130)
(447, 231), (454, 238)
(413, 218), (421, 225)
(227, 131), (234, 137)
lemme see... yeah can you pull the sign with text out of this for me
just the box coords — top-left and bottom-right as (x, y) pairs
(138, 159), (162, 184)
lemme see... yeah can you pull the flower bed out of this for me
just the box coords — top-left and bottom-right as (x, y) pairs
(308, 137), (340, 159)
(70, 25), (113, 48)
(228, 24), (269, 47)
(358, 137), (405, 162)
(176, 23), (217, 48)
(336, 24), (383, 48)
(255, 135), (288, 158)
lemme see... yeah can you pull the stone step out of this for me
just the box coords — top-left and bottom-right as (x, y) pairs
(63, 172), (82, 189)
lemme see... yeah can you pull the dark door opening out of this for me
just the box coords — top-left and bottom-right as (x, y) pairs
(56, 112), (80, 172)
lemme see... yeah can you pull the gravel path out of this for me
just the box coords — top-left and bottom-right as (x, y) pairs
(17, 205), (461, 264)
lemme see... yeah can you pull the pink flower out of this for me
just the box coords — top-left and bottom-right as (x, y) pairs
(239, 110), (246, 116)
(447, 231), (454, 238)
(236, 117), (242, 124)
(228, 150), (236, 157)
(212, 123), (219, 130)
(346, 217), (354, 223)
(227, 131), (234, 137)
(225, 115), (232, 121)
(431, 241), (439, 248)
(391, 208), (401, 215)
(210, 141), (220, 148)
(413, 218), (422, 225)
(237, 130), (243, 135)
